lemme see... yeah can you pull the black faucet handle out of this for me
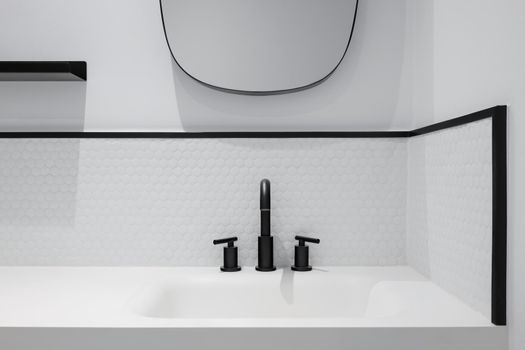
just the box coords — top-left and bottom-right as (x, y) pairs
(213, 237), (241, 272)
(213, 236), (238, 247)
(292, 235), (320, 272)
(295, 235), (320, 246)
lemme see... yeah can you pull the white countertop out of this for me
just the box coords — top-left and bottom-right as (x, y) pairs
(0, 266), (492, 328)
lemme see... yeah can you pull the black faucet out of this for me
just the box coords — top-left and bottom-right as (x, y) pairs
(256, 179), (276, 271)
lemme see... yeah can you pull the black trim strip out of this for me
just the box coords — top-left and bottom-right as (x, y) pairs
(491, 106), (507, 326)
(0, 131), (410, 139)
(0, 106), (505, 138)
(158, 0), (359, 96)
(411, 106), (503, 136)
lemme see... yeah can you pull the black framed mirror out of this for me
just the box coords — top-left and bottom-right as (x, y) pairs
(160, 0), (359, 95)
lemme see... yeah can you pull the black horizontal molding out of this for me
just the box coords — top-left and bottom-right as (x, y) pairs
(0, 105), (504, 138)
(0, 131), (409, 139)
(410, 105), (506, 136)
(0, 61), (86, 81)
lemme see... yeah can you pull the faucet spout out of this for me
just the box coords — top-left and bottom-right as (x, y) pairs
(256, 179), (276, 271)
(260, 178), (270, 236)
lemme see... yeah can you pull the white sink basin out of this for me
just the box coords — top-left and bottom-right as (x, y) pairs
(125, 267), (491, 325)
(0, 266), (492, 327)
(129, 269), (373, 319)
(0, 267), (503, 350)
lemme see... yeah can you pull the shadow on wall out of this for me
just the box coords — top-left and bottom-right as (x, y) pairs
(169, 0), (410, 131)
(409, 0), (434, 127)
(0, 82), (86, 131)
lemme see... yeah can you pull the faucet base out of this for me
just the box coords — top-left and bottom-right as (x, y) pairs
(255, 266), (276, 272)
(256, 235), (276, 272)
(220, 266), (242, 272)
(291, 265), (312, 272)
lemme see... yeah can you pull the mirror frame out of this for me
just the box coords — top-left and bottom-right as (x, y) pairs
(159, 0), (359, 95)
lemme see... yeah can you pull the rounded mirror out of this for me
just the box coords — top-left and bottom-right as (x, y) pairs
(160, 0), (359, 95)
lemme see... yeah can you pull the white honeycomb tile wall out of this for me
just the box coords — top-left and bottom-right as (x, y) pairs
(0, 138), (407, 266)
(407, 118), (493, 319)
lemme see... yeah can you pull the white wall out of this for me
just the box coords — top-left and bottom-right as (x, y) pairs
(409, 1), (524, 349)
(0, 0), (415, 132)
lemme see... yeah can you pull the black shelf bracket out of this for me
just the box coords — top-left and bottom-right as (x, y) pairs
(0, 61), (86, 81)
